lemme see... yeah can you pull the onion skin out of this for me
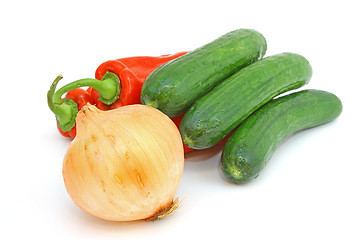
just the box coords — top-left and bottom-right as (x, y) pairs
(62, 104), (184, 221)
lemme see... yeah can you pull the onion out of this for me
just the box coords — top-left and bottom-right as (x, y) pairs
(62, 104), (184, 221)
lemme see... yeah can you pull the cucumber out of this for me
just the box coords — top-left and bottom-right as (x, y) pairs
(221, 89), (343, 184)
(180, 52), (313, 149)
(141, 28), (267, 117)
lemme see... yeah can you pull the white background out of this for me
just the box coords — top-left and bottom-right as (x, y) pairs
(1, 0), (359, 239)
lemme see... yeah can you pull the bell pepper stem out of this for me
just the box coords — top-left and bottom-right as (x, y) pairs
(48, 72), (121, 133)
(47, 75), (78, 132)
(52, 72), (121, 105)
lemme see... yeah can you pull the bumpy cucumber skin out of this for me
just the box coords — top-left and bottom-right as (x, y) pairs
(180, 52), (313, 149)
(140, 29), (267, 117)
(221, 89), (343, 184)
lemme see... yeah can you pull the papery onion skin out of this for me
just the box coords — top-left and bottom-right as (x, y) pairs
(62, 104), (184, 221)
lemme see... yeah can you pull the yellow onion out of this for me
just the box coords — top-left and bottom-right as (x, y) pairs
(62, 104), (184, 221)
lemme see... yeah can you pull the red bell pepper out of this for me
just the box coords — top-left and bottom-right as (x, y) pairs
(57, 88), (95, 138)
(47, 52), (195, 153)
(88, 52), (188, 110)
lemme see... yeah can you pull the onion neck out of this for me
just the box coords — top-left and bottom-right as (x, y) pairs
(75, 103), (102, 131)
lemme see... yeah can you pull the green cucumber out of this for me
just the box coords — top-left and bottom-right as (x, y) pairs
(180, 52), (312, 149)
(221, 89), (343, 184)
(141, 28), (267, 117)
